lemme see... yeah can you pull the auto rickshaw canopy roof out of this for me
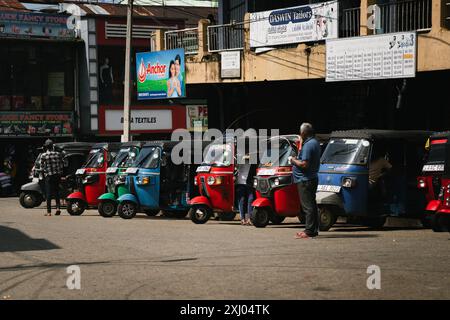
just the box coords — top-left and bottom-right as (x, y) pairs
(330, 130), (432, 142)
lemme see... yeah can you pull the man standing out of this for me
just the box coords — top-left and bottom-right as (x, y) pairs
(288, 123), (321, 239)
(40, 139), (63, 216)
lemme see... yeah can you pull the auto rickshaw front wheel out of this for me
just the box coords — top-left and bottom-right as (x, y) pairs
(19, 192), (43, 209)
(318, 206), (337, 231)
(251, 207), (270, 228)
(98, 200), (117, 218)
(431, 214), (449, 232)
(66, 199), (86, 216)
(189, 205), (212, 224)
(269, 213), (285, 225)
(118, 201), (137, 219)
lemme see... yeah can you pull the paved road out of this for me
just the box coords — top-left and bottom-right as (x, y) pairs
(0, 197), (449, 300)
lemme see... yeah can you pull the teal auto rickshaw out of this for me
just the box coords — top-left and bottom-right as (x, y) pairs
(97, 141), (145, 217)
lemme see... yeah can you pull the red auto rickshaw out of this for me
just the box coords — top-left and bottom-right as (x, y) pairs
(251, 134), (329, 228)
(417, 131), (450, 232)
(189, 135), (262, 224)
(66, 142), (122, 215)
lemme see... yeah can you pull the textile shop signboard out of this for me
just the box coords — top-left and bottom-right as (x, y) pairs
(136, 48), (186, 100)
(0, 112), (73, 137)
(326, 32), (417, 82)
(0, 11), (75, 39)
(249, 1), (338, 48)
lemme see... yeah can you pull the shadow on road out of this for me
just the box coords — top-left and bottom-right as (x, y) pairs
(0, 225), (60, 253)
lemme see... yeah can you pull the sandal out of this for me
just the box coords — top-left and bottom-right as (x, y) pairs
(295, 232), (311, 239)
(44, 213), (51, 216)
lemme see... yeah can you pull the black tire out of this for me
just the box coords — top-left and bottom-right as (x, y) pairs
(189, 205), (212, 224)
(251, 207), (270, 228)
(218, 212), (236, 221)
(431, 214), (449, 232)
(361, 216), (387, 229)
(270, 214), (286, 225)
(98, 200), (117, 218)
(118, 201), (137, 220)
(66, 199), (86, 216)
(319, 206), (337, 231)
(19, 192), (42, 209)
(144, 210), (159, 217)
(163, 210), (188, 219)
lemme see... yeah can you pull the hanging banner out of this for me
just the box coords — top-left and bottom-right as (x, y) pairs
(136, 48), (186, 100)
(326, 32), (416, 82)
(249, 1), (338, 48)
(0, 11), (75, 39)
(0, 112), (73, 136)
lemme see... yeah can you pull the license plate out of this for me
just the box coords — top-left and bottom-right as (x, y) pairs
(422, 164), (445, 172)
(107, 167), (118, 174)
(196, 165), (211, 173)
(317, 185), (341, 193)
(257, 168), (276, 176)
(75, 169), (85, 175)
(126, 167), (138, 174)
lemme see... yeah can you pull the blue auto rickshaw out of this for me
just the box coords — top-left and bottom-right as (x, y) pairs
(316, 130), (431, 231)
(117, 140), (206, 219)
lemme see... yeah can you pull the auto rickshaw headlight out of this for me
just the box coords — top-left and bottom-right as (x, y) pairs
(137, 176), (150, 185)
(194, 178), (198, 186)
(342, 177), (356, 188)
(273, 178), (280, 186)
(207, 176), (216, 185)
(114, 175), (126, 185)
(82, 175), (97, 184)
(253, 179), (258, 188)
(417, 178), (426, 189)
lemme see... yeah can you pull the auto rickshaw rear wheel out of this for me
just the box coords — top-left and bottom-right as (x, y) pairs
(318, 206), (337, 231)
(269, 213), (285, 225)
(431, 214), (449, 232)
(144, 210), (159, 216)
(251, 207), (270, 228)
(189, 205), (212, 224)
(66, 199), (86, 216)
(163, 210), (188, 219)
(19, 192), (42, 209)
(118, 201), (137, 219)
(98, 200), (117, 218)
(218, 212), (236, 221)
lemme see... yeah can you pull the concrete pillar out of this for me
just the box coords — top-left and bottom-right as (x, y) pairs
(431, 0), (442, 32)
(244, 12), (251, 52)
(155, 29), (164, 51)
(196, 19), (210, 59)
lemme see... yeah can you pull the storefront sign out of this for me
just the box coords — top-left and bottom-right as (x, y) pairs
(326, 32), (416, 82)
(249, 1), (338, 48)
(0, 112), (73, 136)
(136, 49), (186, 100)
(98, 106), (187, 135)
(220, 51), (241, 79)
(186, 105), (208, 132)
(0, 11), (75, 39)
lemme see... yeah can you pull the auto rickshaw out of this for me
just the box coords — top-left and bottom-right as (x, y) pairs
(66, 142), (122, 215)
(417, 131), (450, 232)
(189, 134), (263, 224)
(97, 141), (145, 217)
(19, 142), (94, 208)
(116, 140), (205, 219)
(316, 130), (431, 231)
(251, 134), (329, 228)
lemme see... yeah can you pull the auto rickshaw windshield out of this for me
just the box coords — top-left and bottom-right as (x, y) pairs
(133, 147), (159, 169)
(203, 143), (233, 167)
(260, 138), (296, 167)
(321, 138), (370, 165)
(111, 147), (139, 168)
(426, 143), (446, 165)
(84, 149), (104, 168)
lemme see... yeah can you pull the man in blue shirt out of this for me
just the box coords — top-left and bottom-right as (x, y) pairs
(289, 123), (321, 238)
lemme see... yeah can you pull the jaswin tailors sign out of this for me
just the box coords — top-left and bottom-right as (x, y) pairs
(136, 49), (186, 100)
(250, 1), (338, 48)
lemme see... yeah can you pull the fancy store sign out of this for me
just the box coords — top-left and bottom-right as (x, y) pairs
(105, 109), (173, 132)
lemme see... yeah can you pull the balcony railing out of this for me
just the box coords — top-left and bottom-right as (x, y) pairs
(207, 22), (245, 53)
(340, 7), (361, 38)
(164, 28), (199, 55)
(376, 0), (432, 34)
